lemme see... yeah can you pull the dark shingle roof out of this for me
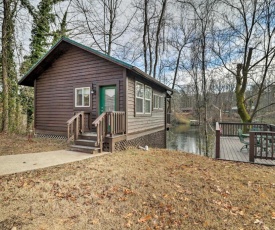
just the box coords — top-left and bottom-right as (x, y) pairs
(18, 37), (172, 91)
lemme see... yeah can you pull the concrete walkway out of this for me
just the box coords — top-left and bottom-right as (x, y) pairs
(0, 150), (109, 176)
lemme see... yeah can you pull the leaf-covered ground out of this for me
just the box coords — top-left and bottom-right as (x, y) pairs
(1, 148), (275, 229)
(0, 133), (67, 156)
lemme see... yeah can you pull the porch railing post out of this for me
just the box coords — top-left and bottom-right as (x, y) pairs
(249, 132), (255, 163)
(75, 117), (79, 140)
(81, 112), (84, 133)
(215, 122), (220, 159)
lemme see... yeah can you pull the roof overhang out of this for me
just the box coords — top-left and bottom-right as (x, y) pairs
(18, 37), (173, 93)
(18, 39), (71, 86)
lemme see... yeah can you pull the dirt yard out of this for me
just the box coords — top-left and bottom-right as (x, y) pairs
(0, 133), (67, 156)
(1, 148), (275, 229)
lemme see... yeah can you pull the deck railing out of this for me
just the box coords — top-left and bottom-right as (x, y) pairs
(219, 122), (268, 136)
(107, 111), (126, 136)
(92, 111), (126, 152)
(216, 122), (275, 162)
(67, 111), (85, 142)
(249, 131), (275, 162)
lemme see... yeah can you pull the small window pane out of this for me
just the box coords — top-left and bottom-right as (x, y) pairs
(154, 95), (159, 109)
(76, 89), (82, 106)
(83, 88), (90, 106)
(105, 88), (115, 111)
(136, 82), (144, 98)
(159, 96), (163, 109)
(136, 98), (143, 113)
(145, 87), (152, 99)
(145, 100), (151, 113)
(83, 95), (89, 106)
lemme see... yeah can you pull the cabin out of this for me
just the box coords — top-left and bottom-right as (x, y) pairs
(19, 37), (172, 153)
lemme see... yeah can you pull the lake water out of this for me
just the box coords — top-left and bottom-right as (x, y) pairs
(167, 124), (209, 155)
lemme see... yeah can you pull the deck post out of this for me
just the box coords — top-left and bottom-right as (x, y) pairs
(215, 122), (220, 159)
(249, 132), (255, 162)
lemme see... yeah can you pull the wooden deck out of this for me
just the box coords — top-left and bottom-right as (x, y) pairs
(220, 137), (275, 166)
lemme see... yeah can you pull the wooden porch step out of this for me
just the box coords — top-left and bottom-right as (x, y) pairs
(70, 145), (100, 154)
(79, 132), (97, 141)
(75, 139), (97, 147)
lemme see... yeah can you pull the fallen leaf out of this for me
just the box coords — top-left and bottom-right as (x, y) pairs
(254, 219), (263, 224)
(125, 220), (132, 228)
(123, 213), (133, 219)
(238, 210), (244, 216)
(109, 209), (115, 213)
(138, 215), (152, 223)
(231, 207), (239, 212)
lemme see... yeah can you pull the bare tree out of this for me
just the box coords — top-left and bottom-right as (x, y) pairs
(74, 0), (134, 55)
(153, 0), (167, 78)
(167, 11), (195, 90)
(178, 0), (218, 156)
(133, 0), (168, 77)
(213, 0), (275, 123)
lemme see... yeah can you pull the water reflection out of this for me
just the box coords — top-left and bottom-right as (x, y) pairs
(167, 124), (211, 155)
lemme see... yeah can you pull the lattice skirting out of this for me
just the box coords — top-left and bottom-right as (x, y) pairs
(35, 133), (67, 140)
(114, 130), (166, 152)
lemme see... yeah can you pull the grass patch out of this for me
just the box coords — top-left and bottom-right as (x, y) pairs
(1, 149), (275, 229)
(0, 133), (67, 156)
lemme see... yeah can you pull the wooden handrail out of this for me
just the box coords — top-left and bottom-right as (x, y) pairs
(92, 112), (106, 126)
(67, 111), (85, 142)
(67, 111), (84, 125)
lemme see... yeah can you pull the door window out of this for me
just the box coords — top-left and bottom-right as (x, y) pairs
(100, 86), (116, 114)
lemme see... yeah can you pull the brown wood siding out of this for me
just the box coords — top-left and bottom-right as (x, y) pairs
(127, 74), (166, 134)
(35, 46), (124, 135)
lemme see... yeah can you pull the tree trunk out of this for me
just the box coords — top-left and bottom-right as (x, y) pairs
(153, 0), (166, 78)
(235, 48), (253, 123)
(143, 0), (148, 73)
(201, 36), (209, 157)
(1, 0), (10, 133)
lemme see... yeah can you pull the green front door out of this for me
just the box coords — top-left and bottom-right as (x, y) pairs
(99, 85), (116, 114)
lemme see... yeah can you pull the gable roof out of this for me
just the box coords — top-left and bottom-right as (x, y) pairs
(18, 37), (172, 92)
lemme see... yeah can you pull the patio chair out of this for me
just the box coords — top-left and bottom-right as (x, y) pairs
(237, 129), (249, 152)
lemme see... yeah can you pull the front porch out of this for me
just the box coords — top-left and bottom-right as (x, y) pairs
(216, 122), (275, 166)
(67, 111), (127, 153)
(66, 111), (171, 153)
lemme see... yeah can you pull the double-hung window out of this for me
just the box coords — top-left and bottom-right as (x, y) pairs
(135, 81), (152, 115)
(153, 94), (164, 110)
(135, 82), (144, 114)
(145, 86), (152, 114)
(75, 87), (90, 107)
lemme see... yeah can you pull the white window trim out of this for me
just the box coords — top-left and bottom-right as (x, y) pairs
(145, 86), (152, 114)
(135, 81), (144, 114)
(75, 87), (90, 107)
